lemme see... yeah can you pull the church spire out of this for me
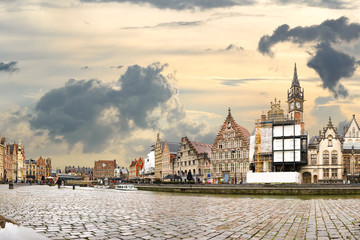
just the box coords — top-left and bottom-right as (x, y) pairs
(292, 63), (300, 87)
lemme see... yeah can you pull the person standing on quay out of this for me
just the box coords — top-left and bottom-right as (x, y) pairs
(56, 178), (62, 189)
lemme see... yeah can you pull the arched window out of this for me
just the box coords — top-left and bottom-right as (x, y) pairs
(331, 151), (337, 165)
(323, 151), (329, 164)
(198, 169), (201, 175)
(353, 127), (355, 137)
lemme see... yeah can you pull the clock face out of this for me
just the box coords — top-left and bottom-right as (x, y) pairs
(290, 102), (294, 110)
(296, 102), (301, 109)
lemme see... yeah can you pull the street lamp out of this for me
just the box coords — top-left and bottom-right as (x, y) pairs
(352, 145), (355, 184)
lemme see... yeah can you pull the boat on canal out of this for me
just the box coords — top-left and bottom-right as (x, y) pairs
(115, 184), (138, 191)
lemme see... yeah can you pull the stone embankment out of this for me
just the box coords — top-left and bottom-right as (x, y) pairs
(137, 184), (360, 195)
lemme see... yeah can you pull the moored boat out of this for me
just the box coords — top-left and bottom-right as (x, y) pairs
(115, 184), (138, 191)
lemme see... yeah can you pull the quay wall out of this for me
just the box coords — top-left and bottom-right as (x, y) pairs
(137, 184), (360, 195)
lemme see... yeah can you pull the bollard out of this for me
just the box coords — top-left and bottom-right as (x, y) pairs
(9, 182), (14, 189)
(73, 185), (75, 190)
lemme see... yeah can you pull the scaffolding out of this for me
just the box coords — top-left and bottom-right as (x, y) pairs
(254, 119), (262, 172)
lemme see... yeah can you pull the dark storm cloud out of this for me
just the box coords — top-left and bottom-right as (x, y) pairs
(258, 17), (360, 56)
(258, 17), (360, 98)
(272, 0), (356, 9)
(307, 42), (359, 98)
(81, 0), (254, 10)
(0, 61), (18, 72)
(30, 63), (176, 153)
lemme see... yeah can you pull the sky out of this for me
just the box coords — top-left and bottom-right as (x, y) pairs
(0, 0), (359, 169)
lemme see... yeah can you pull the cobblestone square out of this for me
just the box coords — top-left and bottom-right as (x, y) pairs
(1, 185), (360, 239)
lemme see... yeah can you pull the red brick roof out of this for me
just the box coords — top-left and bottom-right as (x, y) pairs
(190, 141), (212, 156)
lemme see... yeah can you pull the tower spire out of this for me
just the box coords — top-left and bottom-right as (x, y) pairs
(292, 63), (300, 87)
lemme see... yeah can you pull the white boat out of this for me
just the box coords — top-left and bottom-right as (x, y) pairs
(115, 184), (138, 191)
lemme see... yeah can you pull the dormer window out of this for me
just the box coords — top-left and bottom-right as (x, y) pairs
(328, 136), (333, 147)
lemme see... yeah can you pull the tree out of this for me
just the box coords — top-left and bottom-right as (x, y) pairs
(186, 171), (193, 181)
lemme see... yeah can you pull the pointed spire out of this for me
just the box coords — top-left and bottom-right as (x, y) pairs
(328, 116), (333, 128)
(228, 107), (231, 115)
(292, 63), (300, 87)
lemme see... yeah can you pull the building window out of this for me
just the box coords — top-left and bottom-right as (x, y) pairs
(218, 142), (223, 149)
(328, 138), (332, 147)
(231, 151), (235, 159)
(219, 153), (222, 159)
(311, 154), (317, 165)
(323, 168), (329, 178)
(323, 152), (329, 164)
(237, 150), (241, 158)
(331, 152), (337, 165)
(225, 163), (228, 171)
(219, 164), (222, 172)
(193, 160), (196, 165)
(331, 169), (338, 179)
(353, 127), (355, 137)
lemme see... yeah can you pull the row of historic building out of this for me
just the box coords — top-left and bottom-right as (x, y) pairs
(0, 135), (53, 182)
(127, 64), (360, 184)
(0, 138), (25, 182)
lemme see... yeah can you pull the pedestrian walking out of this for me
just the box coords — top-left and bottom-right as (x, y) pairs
(56, 179), (62, 189)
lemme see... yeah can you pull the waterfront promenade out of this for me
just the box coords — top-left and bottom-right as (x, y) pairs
(1, 185), (360, 239)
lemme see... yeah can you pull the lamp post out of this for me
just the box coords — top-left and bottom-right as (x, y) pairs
(352, 145), (355, 184)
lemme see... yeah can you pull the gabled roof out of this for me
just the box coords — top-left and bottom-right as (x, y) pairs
(190, 141), (212, 156)
(344, 114), (360, 137)
(212, 108), (250, 149)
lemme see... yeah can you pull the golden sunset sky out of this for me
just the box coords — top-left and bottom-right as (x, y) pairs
(0, 0), (359, 168)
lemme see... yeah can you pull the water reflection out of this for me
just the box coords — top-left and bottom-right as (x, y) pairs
(0, 216), (49, 240)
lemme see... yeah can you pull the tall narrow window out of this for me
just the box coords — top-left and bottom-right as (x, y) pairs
(331, 151), (337, 165)
(323, 151), (329, 164)
(311, 154), (317, 165)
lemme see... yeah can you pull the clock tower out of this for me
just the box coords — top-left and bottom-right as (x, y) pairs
(287, 63), (305, 133)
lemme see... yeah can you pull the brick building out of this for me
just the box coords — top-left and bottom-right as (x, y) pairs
(129, 157), (144, 180)
(36, 157), (46, 181)
(211, 108), (250, 184)
(175, 136), (211, 183)
(93, 160), (116, 179)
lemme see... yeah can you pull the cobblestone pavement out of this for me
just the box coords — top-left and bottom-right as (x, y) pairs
(1, 185), (360, 240)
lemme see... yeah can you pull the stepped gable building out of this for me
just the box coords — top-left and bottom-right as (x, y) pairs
(93, 160), (116, 179)
(175, 137), (211, 183)
(211, 108), (250, 184)
(154, 133), (180, 179)
(0, 137), (5, 181)
(342, 114), (360, 183)
(301, 118), (343, 184)
(154, 133), (162, 179)
(129, 157), (144, 180)
(161, 141), (181, 179)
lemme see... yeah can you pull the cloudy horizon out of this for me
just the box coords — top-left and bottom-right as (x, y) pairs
(0, 0), (359, 168)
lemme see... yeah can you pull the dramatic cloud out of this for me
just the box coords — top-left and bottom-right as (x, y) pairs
(258, 17), (360, 98)
(0, 61), (18, 73)
(272, 0), (357, 9)
(30, 63), (176, 153)
(307, 42), (359, 98)
(81, 0), (254, 10)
